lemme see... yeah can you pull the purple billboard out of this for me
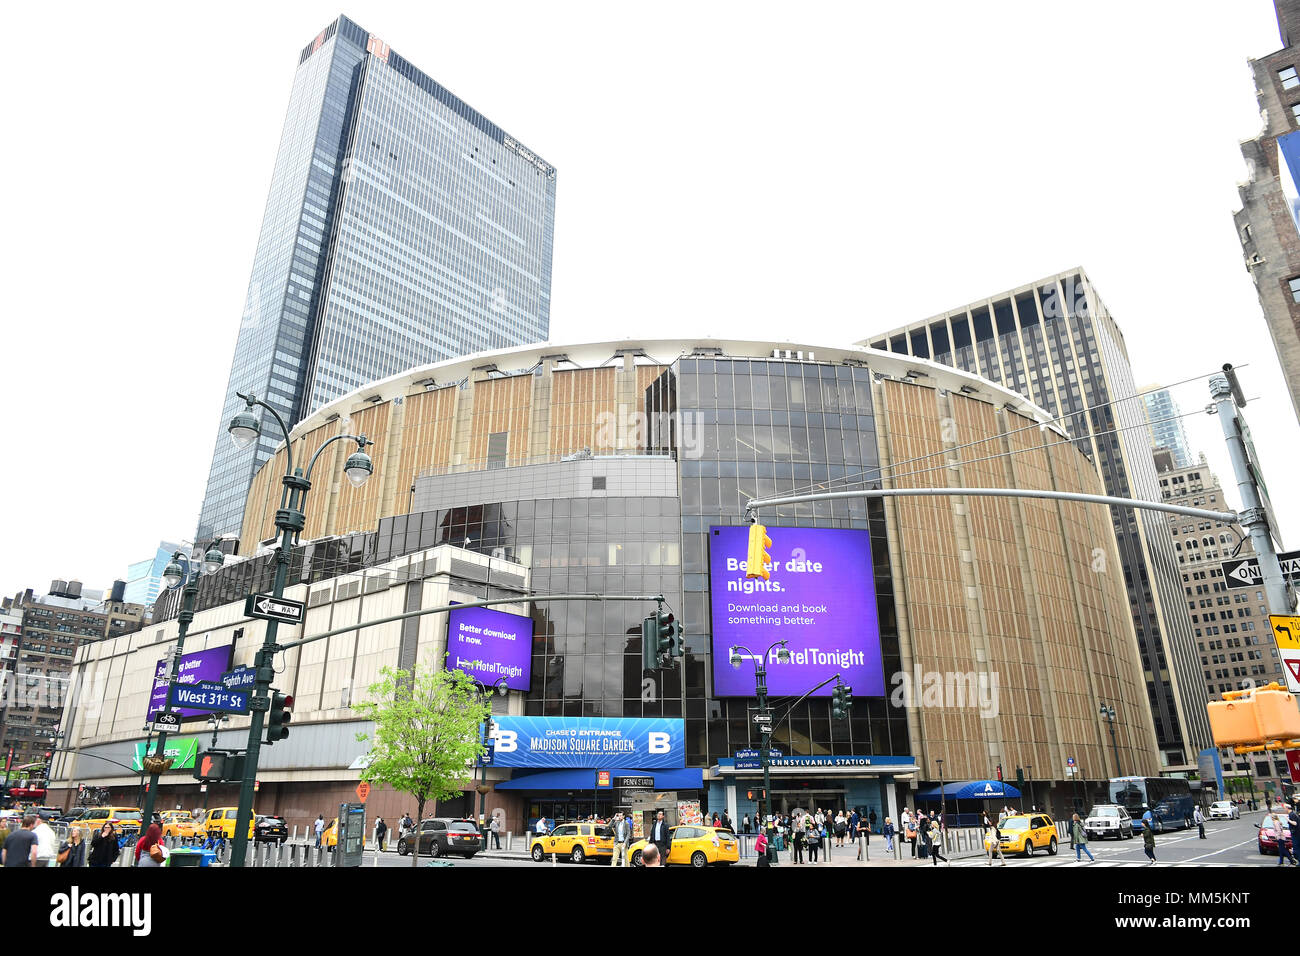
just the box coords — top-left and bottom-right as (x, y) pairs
(447, 605), (534, 692)
(708, 526), (884, 698)
(146, 644), (235, 721)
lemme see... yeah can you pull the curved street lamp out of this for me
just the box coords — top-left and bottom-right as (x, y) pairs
(729, 640), (791, 829)
(138, 546), (225, 848)
(223, 390), (375, 867)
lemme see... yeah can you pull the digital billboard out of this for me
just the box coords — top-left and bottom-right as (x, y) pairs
(447, 605), (534, 692)
(708, 525), (883, 697)
(146, 644), (235, 722)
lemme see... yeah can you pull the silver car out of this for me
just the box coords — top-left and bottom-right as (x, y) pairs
(1208, 801), (1240, 820)
(1084, 804), (1133, 839)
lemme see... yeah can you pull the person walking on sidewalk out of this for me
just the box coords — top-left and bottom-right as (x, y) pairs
(488, 814), (501, 850)
(1071, 814), (1095, 863)
(1264, 810), (1297, 865)
(314, 814), (325, 849)
(883, 817), (895, 855)
(805, 819), (820, 864)
(985, 816), (1006, 866)
(927, 818), (948, 865)
(791, 819), (804, 864)
(1193, 806), (1206, 840)
(611, 812), (630, 867)
(1141, 818), (1157, 865)
(375, 817), (388, 852)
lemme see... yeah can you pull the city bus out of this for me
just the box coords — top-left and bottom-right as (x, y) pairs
(1109, 776), (1195, 832)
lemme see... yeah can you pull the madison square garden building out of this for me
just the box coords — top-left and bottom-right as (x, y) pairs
(54, 338), (1161, 833)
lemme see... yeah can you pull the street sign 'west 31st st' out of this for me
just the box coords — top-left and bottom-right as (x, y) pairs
(168, 681), (250, 714)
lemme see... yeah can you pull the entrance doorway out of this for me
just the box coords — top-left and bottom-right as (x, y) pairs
(772, 790), (844, 818)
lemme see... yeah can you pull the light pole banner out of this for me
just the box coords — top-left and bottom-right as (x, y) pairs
(707, 525), (885, 698)
(488, 717), (686, 769)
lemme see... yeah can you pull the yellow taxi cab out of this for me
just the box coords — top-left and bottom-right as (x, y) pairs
(160, 810), (199, 839)
(985, 813), (1058, 857)
(202, 806), (256, 840)
(529, 821), (614, 863)
(629, 825), (740, 867)
(70, 807), (144, 839)
(322, 817), (339, 850)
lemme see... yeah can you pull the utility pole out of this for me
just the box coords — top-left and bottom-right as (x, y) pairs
(1210, 365), (1294, 615)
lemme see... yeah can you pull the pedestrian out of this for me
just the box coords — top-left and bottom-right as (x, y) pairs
(1193, 805), (1206, 840)
(1071, 813), (1095, 863)
(135, 823), (169, 867)
(927, 817), (948, 865)
(834, 811), (847, 848)
(649, 810), (672, 863)
(805, 819), (820, 864)
(1265, 810), (1297, 866)
(754, 829), (770, 867)
(89, 822), (118, 867)
(848, 807), (860, 842)
(314, 814), (325, 849)
(903, 807), (917, 858)
(58, 828), (86, 868)
(489, 813), (501, 850)
(916, 810), (929, 859)
(375, 817), (388, 852)
(856, 812), (869, 860)
(742, 813), (751, 834)
(791, 819), (804, 864)
(883, 817), (896, 854)
(985, 814), (1006, 866)
(869, 808), (878, 832)
(535, 815), (549, 836)
(1289, 803), (1300, 864)
(612, 812), (630, 867)
(1141, 818), (1156, 865)
(32, 814), (57, 867)
(2, 815), (38, 867)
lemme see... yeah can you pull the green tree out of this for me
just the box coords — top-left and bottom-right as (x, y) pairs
(354, 665), (489, 867)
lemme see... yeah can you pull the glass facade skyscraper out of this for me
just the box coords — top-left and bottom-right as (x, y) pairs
(196, 15), (556, 543)
(1141, 387), (1193, 468)
(864, 269), (1210, 765)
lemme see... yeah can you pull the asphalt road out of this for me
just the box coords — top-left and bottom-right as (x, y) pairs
(948, 814), (1291, 868)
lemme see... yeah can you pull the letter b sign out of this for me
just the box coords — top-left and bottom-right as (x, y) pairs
(495, 729), (518, 753)
(648, 732), (670, 754)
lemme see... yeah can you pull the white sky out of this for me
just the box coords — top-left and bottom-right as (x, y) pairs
(2, 0), (1298, 597)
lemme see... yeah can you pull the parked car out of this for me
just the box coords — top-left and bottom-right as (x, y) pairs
(396, 818), (481, 858)
(70, 807), (143, 841)
(1208, 801), (1240, 820)
(255, 814), (288, 844)
(1256, 814), (1294, 855)
(530, 822), (614, 864)
(202, 807), (255, 841)
(160, 810), (200, 839)
(1083, 805), (1133, 840)
(985, 814), (1058, 856)
(58, 807), (90, 825)
(628, 825), (739, 867)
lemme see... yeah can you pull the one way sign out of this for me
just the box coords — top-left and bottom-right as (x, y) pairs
(243, 593), (305, 625)
(1221, 551), (1300, 589)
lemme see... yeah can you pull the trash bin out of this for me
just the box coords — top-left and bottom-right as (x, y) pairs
(169, 848), (216, 868)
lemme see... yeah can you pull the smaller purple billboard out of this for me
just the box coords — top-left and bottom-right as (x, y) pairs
(709, 526), (884, 698)
(146, 644), (235, 722)
(447, 606), (533, 692)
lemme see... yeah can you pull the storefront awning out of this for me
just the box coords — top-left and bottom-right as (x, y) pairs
(495, 768), (704, 791)
(914, 780), (1021, 801)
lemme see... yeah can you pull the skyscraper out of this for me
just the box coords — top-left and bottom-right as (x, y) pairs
(862, 268), (1210, 765)
(1141, 385), (1194, 468)
(123, 540), (188, 608)
(1235, 0), (1300, 427)
(197, 15), (557, 543)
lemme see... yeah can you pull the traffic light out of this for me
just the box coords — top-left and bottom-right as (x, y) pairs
(746, 522), (772, 580)
(194, 750), (228, 782)
(996, 763), (1003, 782)
(659, 609), (683, 665)
(641, 614), (658, 671)
(643, 607), (683, 669)
(831, 680), (853, 719)
(1015, 766), (1025, 792)
(265, 691), (294, 744)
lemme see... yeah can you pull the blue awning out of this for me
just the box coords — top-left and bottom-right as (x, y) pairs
(914, 780), (1021, 801)
(494, 768), (704, 791)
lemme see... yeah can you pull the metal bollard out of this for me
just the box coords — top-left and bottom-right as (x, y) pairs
(288, 843), (298, 867)
(303, 845), (313, 868)
(507, 831), (513, 851)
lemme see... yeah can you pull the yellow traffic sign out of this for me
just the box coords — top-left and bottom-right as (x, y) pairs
(1270, 614), (1300, 651)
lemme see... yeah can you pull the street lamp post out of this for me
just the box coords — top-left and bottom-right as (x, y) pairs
(1099, 702), (1122, 777)
(470, 677), (508, 849)
(936, 758), (945, 828)
(729, 640), (791, 833)
(226, 391), (374, 868)
(138, 546), (225, 851)
(1026, 765), (1034, 812)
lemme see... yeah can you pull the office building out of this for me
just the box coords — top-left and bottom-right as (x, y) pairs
(0, 582), (144, 775)
(1156, 455), (1292, 790)
(123, 541), (188, 608)
(196, 14), (557, 545)
(56, 338), (1158, 832)
(862, 268), (1209, 766)
(1235, 0), (1300, 426)
(1141, 386), (1194, 469)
